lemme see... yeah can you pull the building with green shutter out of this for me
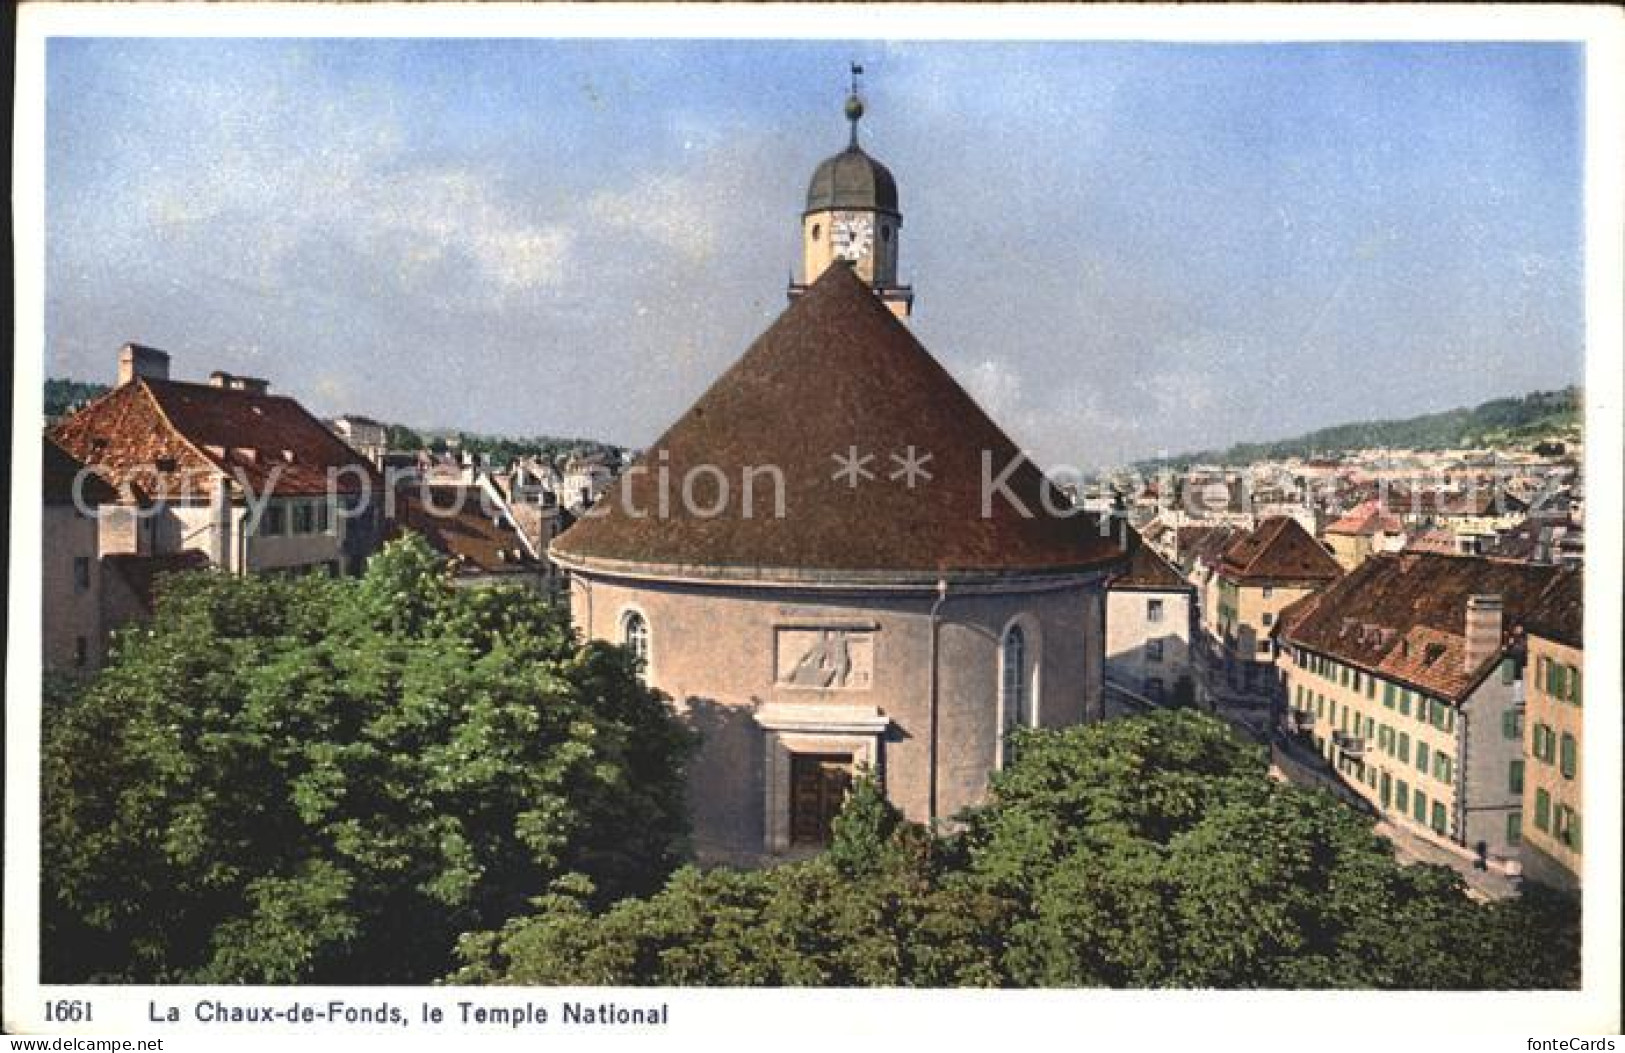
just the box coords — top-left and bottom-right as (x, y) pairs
(1274, 552), (1568, 868)
(1519, 568), (1582, 891)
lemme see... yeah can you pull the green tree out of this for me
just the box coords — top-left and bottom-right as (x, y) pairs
(42, 535), (694, 984)
(450, 709), (1579, 990)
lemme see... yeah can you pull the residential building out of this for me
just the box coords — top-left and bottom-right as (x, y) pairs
(1278, 552), (1565, 865)
(42, 437), (115, 671)
(329, 414), (389, 466)
(391, 481), (552, 593)
(1210, 516), (1342, 693)
(1520, 568), (1583, 891)
(49, 343), (387, 579)
(1321, 498), (1405, 572)
(1106, 536), (1197, 707)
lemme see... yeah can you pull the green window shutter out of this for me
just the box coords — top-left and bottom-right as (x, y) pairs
(1568, 664), (1581, 705)
(1384, 682), (1395, 708)
(1399, 691), (1411, 717)
(1416, 742), (1429, 774)
(1500, 657), (1516, 684)
(1560, 733), (1576, 779)
(1396, 780), (1409, 812)
(1509, 760), (1524, 794)
(1398, 732), (1410, 763)
(1413, 790), (1427, 823)
(1431, 801), (1447, 834)
(1534, 789), (1551, 831)
(1506, 812), (1522, 846)
(1501, 710), (1516, 739)
(1367, 676), (1376, 699)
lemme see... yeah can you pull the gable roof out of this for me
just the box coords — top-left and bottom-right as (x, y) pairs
(1218, 516), (1342, 586)
(43, 434), (117, 505)
(1109, 531), (1194, 593)
(49, 377), (382, 499)
(1324, 499), (1403, 537)
(391, 486), (540, 577)
(1523, 567), (1582, 650)
(1278, 552), (1563, 702)
(552, 264), (1125, 580)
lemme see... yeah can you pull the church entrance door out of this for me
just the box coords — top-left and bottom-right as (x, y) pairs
(789, 753), (853, 846)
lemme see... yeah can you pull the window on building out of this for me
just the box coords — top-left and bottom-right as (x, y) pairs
(1395, 780), (1409, 813)
(1413, 790), (1428, 824)
(1399, 691), (1412, 718)
(1500, 656), (1517, 684)
(1383, 682), (1396, 708)
(1398, 732), (1410, 764)
(621, 611), (650, 674)
(1533, 723), (1556, 764)
(1431, 801), (1447, 835)
(1553, 805), (1581, 851)
(1559, 733), (1577, 780)
(1002, 624), (1029, 765)
(1147, 639), (1164, 663)
(1257, 640), (1272, 656)
(1501, 709), (1524, 740)
(1262, 612), (1274, 627)
(73, 556), (91, 592)
(1416, 742), (1430, 775)
(1509, 760), (1524, 795)
(1262, 586), (1273, 599)
(259, 503), (287, 536)
(1433, 753), (1453, 785)
(1506, 812), (1522, 847)
(1147, 599), (1164, 623)
(1534, 788), (1551, 831)
(1565, 664), (1582, 705)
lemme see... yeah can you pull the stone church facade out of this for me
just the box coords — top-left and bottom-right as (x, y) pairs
(552, 85), (1125, 863)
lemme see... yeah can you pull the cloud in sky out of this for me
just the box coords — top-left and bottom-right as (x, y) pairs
(42, 36), (1584, 468)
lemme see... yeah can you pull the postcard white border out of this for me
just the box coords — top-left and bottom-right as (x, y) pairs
(8, 2), (1623, 1043)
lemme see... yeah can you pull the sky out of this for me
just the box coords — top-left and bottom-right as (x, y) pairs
(42, 36), (1584, 468)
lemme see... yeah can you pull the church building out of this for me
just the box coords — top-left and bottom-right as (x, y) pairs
(550, 80), (1125, 863)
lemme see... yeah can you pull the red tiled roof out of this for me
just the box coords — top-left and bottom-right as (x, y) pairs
(43, 435), (116, 505)
(1324, 499), (1403, 537)
(1218, 516), (1342, 586)
(1109, 532), (1194, 593)
(391, 486), (538, 576)
(49, 376), (382, 499)
(102, 550), (212, 612)
(553, 264), (1125, 578)
(1278, 552), (1563, 701)
(1523, 567), (1581, 650)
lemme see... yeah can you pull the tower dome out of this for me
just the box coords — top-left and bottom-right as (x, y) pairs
(804, 143), (899, 215)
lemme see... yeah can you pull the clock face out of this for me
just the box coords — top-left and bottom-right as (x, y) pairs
(831, 214), (874, 262)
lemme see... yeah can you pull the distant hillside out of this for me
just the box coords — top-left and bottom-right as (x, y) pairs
(45, 378), (111, 418)
(1145, 387), (1580, 469)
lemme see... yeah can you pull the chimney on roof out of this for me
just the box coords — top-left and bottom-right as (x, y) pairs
(118, 343), (170, 386)
(1463, 594), (1504, 673)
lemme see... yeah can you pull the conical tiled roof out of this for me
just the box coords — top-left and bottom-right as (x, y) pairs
(552, 264), (1125, 580)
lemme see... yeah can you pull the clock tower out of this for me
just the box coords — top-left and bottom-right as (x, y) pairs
(789, 68), (913, 319)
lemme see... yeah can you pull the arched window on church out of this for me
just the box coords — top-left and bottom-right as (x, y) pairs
(1001, 623), (1028, 767)
(622, 611), (650, 677)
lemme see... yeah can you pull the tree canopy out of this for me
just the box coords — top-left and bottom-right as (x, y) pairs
(452, 711), (1580, 989)
(42, 535), (694, 984)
